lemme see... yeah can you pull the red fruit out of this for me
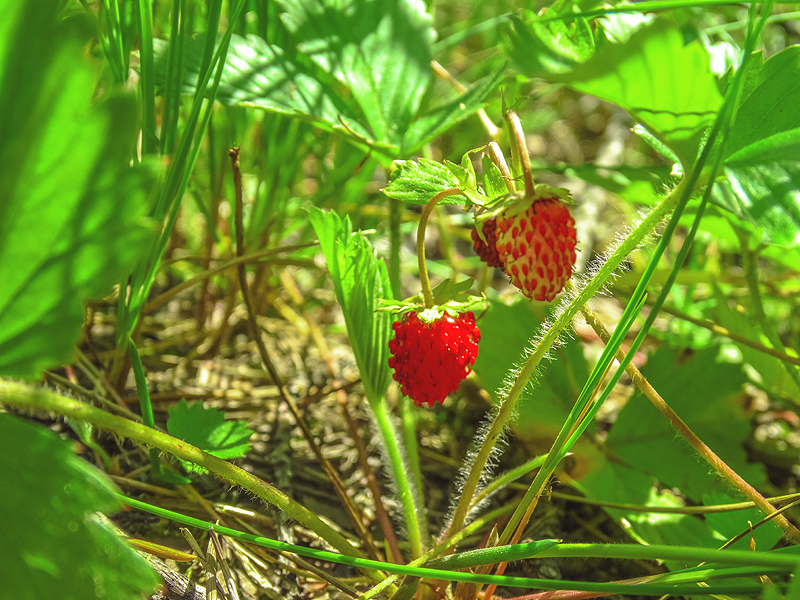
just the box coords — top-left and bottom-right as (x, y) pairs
(471, 217), (503, 268)
(495, 194), (577, 302)
(388, 311), (480, 408)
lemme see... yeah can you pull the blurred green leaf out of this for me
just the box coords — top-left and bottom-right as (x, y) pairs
(725, 46), (800, 158)
(167, 399), (254, 474)
(722, 130), (800, 246)
(703, 492), (782, 553)
(383, 158), (472, 205)
(506, 14), (595, 76)
(576, 462), (712, 565)
(0, 2), (155, 379)
(607, 346), (764, 502)
(0, 413), (157, 599)
(545, 20), (722, 165)
(403, 62), (506, 154)
(309, 208), (394, 402)
(564, 163), (673, 202)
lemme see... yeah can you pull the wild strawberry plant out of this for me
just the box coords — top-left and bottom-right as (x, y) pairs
(2, 0), (800, 599)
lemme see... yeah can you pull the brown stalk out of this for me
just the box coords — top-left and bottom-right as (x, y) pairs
(228, 147), (383, 562)
(651, 303), (800, 368)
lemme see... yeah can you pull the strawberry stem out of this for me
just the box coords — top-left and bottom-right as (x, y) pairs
(418, 188), (463, 308)
(486, 141), (516, 193)
(505, 110), (534, 197)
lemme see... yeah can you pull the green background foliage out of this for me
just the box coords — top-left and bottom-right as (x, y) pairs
(1, 0), (800, 597)
(0, 413), (157, 599)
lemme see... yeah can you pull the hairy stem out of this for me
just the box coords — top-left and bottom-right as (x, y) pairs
(417, 188), (462, 308)
(443, 177), (687, 543)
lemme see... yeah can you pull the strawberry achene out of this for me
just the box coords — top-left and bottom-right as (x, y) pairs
(471, 217), (503, 268)
(495, 194), (577, 302)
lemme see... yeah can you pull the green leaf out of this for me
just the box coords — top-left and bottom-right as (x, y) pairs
(0, 413), (158, 599)
(606, 346), (764, 502)
(0, 1), (155, 379)
(576, 461), (713, 563)
(703, 492), (782, 553)
(167, 399), (254, 474)
(280, 0), (434, 147)
(309, 208), (394, 402)
(725, 46), (800, 158)
(383, 158), (471, 205)
(547, 20), (722, 165)
(403, 62), (507, 154)
(506, 14), (593, 76)
(153, 34), (378, 148)
(722, 130), (800, 246)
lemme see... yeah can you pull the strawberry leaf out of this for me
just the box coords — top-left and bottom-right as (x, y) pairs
(506, 14), (596, 76)
(383, 158), (471, 205)
(309, 208), (394, 402)
(724, 46), (800, 158)
(167, 399), (254, 474)
(606, 346), (764, 502)
(713, 46), (800, 246)
(722, 130), (800, 246)
(280, 0), (434, 148)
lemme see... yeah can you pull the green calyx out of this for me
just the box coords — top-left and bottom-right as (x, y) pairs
(377, 279), (486, 322)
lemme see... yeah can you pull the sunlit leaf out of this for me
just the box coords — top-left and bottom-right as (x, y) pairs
(544, 20), (722, 165)
(0, 413), (158, 599)
(576, 462), (712, 566)
(725, 46), (800, 157)
(703, 492), (782, 552)
(153, 35), (376, 145)
(279, 0), (434, 147)
(722, 130), (800, 246)
(383, 158), (471, 205)
(0, 1), (154, 379)
(506, 14), (595, 76)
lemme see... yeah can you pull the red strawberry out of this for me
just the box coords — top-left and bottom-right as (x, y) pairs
(471, 217), (503, 268)
(388, 311), (480, 408)
(495, 193), (577, 302)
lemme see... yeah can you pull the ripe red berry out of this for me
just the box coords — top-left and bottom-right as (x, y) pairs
(495, 194), (577, 302)
(388, 311), (480, 408)
(471, 217), (503, 268)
